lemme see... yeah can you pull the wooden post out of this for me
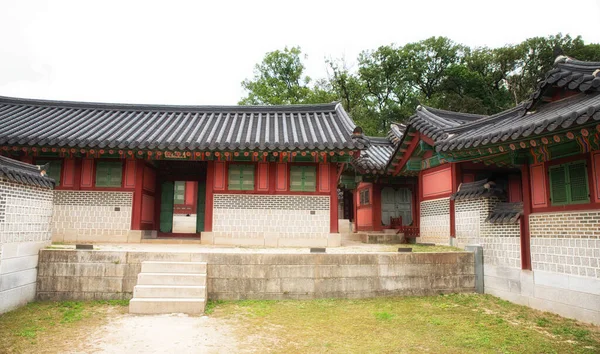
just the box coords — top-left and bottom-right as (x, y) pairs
(520, 162), (532, 270)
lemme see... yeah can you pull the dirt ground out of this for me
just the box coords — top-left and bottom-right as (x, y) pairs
(71, 313), (250, 354)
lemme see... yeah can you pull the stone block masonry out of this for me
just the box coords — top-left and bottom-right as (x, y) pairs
(36, 250), (475, 301)
(51, 190), (141, 243)
(207, 194), (336, 247)
(418, 198), (450, 245)
(453, 197), (600, 325)
(0, 177), (54, 314)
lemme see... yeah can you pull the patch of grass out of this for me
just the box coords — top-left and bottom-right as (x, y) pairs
(374, 311), (394, 321)
(209, 294), (600, 354)
(0, 300), (128, 353)
(205, 300), (225, 315)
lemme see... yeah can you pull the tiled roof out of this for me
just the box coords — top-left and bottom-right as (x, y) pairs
(0, 96), (368, 152)
(486, 202), (523, 224)
(437, 92), (600, 152)
(352, 123), (405, 174)
(435, 57), (600, 152)
(353, 137), (395, 173)
(450, 179), (504, 201)
(526, 56), (600, 109)
(410, 105), (486, 141)
(0, 155), (55, 188)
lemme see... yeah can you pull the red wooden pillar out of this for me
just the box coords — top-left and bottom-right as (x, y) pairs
(130, 159), (144, 230)
(352, 189), (358, 233)
(372, 184), (382, 231)
(449, 163), (461, 237)
(329, 163), (339, 233)
(520, 163), (532, 270)
(204, 161), (215, 232)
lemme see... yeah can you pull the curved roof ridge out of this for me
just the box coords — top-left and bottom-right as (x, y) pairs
(0, 95), (341, 113)
(420, 105), (487, 122)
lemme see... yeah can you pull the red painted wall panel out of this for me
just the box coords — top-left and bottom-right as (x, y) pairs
(80, 158), (94, 187)
(213, 161), (226, 191)
(462, 173), (475, 183)
(276, 163), (287, 191)
(141, 194), (155, 223)
(592, 151), (600, 203)
(508, 174), (522, 202)
(257, 162), (269, 191)
(422, 166), (452, 198)
(319, 163), (330, 193)
(143, 166), (156, 192)
(530, 163), (548, 208)
(124, 159), (137, 188)
(62, 158), (76, 188)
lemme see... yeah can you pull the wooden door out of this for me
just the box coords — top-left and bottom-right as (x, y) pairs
(395, 188), (412, 225)
(381, 187), (396, 226)
(159, 181), (174, 233)
(196, 183), (206, 233)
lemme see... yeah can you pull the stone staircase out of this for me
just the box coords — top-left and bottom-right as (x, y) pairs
(129, 261), (207, 315)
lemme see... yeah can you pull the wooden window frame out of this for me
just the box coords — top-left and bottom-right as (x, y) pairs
(228, 164), (255, 191)
(549, 160), (590, 206)
(290, 165), (317, 192)
(359, 188), (370, 205)
(95, 160), (123, 188)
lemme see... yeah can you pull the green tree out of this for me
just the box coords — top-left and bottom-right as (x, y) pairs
(239, 46), (336, 105)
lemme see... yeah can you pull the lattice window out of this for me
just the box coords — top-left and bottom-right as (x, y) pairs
(290, 166), (316, 192)
(549, 160), (589, 206)
(228, 164), (255, 191)
(359, 189), (370, 205)
(95, 161), (123, 187)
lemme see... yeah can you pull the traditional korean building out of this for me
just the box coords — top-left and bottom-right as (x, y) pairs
(348, 56), (600, 324)
(0, 98), (369, 247)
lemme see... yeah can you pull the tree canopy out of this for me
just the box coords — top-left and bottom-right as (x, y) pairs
(239, 34), (600, 135)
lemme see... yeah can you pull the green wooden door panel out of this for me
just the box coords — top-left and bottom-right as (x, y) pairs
(549, 165), (568, 205)
(568, 162), (589, 203)
(196, 183), (206, 233)
(160, 181), (174, 233)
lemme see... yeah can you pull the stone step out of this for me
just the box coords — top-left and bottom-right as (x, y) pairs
(129, 298), (206, 315)
(141, 261), (207, 274)
(133, 285), (206, 299)
(137, 273), (206, 286)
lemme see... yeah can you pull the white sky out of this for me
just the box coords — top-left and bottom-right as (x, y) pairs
(2, 0), (600, 106)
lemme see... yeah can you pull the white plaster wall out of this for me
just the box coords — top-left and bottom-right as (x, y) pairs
(207, 194), (334, 247)
(418, 198), (450, 245)
(51, 191), (138, 243)
(454, 198), (600, 324)
(0, 177), (53, 314)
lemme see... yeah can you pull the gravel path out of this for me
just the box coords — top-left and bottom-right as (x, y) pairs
(74, 313), (249, 354)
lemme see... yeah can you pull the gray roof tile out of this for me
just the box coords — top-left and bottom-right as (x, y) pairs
(0, 96), (368, 152)
(0, 155), (55, 189)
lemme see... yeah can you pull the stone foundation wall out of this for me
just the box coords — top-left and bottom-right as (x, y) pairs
(454, 197), (600, 324)
(37, 250), (475, 301)
(205, 194), (337, 247)
(455, 197), (521, 269)
(51, 190), (141, 243)
(418, 198), (450, 245)
(0, 177), (54, 314)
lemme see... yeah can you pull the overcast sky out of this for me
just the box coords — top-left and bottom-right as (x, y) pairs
(2, 0), (600, 106)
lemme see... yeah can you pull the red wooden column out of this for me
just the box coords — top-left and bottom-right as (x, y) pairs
(204, 161), (215, 232)
(130, 159), (145, 230)
(329, 163), (339, 233)
(520, 163), (532, 270)
(352, 189), (358, 233)
(449, 163), (461, 237)
(372, 184), (382, 231)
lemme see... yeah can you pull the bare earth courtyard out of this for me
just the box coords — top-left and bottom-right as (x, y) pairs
(1, 295), (599, 354)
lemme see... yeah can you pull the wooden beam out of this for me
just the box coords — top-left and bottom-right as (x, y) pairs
(393, 132), (421, 176)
